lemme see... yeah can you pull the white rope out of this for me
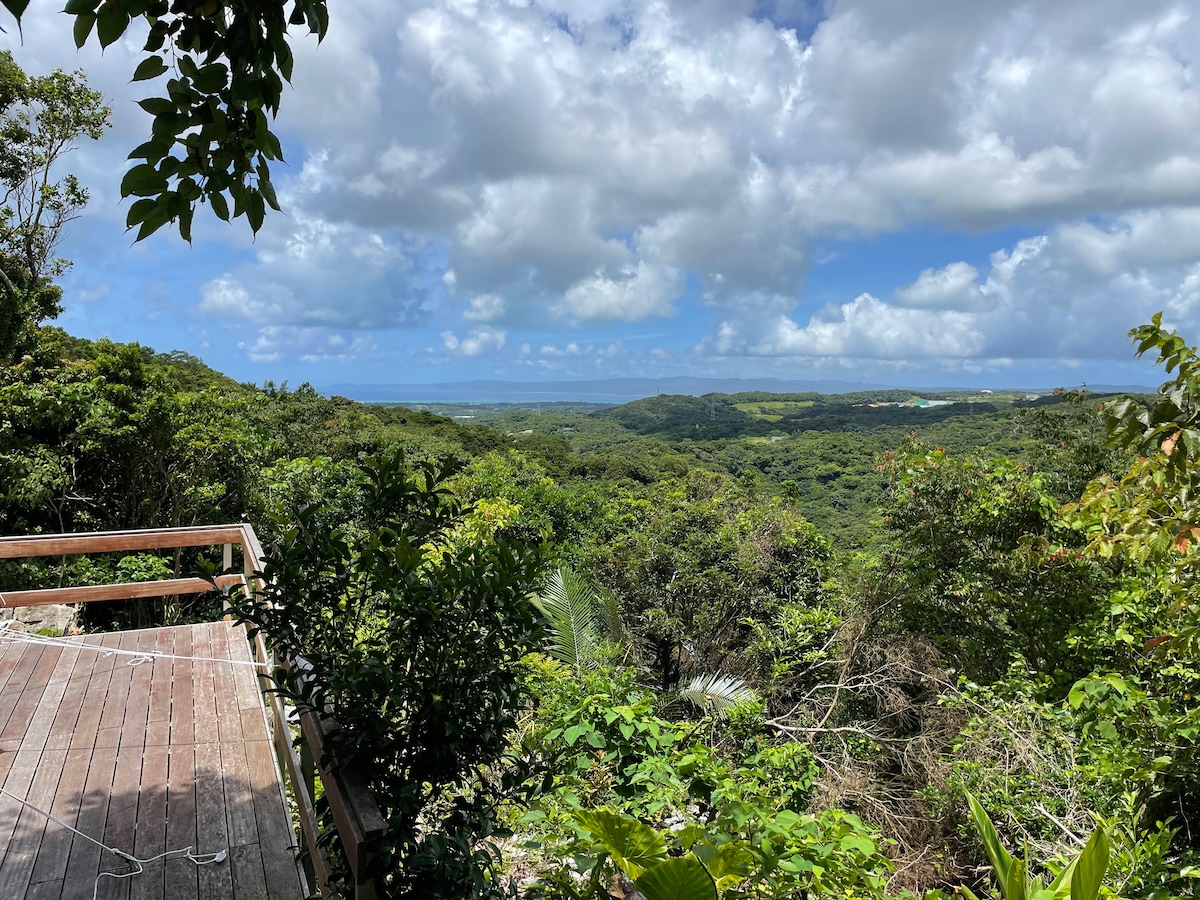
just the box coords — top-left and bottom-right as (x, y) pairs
(0, 786), (228, 900)
(0, 622), (270, 669)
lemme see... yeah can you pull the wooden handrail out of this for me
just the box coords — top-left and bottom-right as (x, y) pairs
(0, 573), (243, 607)
(301, 707), (389, 881)
(0, 524), (388, 900)
(0, 525), (246, 558)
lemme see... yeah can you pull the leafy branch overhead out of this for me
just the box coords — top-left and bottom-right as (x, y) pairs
(1, 0), (329, 241)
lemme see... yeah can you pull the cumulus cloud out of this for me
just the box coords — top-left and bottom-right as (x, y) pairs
(276, 0), (1200, 339)
(12, 0), (1200, 373)
(239, 326), (378, 364)
(441, 327), (506, 356)
(197, 207), (442, 329)
(896, 262), (984, 310)
(463, 293), (507, 323)
(700, 209), (1200, 369)
(557, 263), (683, 323)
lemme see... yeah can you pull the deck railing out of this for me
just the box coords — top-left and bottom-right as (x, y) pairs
(0, 524), (387, 899)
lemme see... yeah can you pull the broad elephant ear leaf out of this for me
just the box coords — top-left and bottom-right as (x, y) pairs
(574, 808), (667, 879)
(635, 857), (717, 900)
(692, 841), (754, 891)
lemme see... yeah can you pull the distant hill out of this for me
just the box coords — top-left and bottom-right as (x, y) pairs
(323, 376), (890, 404)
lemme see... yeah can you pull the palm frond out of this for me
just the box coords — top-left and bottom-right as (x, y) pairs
(679, 672), (757, 715)
(532, 566), (605, 677)
(599, 583), (631, 647)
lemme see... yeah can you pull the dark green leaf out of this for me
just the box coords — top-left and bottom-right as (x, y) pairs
(137, 97), (176, 116)
(178, 203), (194, 243)
(261, 129), (284, 162)
(259, 175), (281, 212)
(132, 56), (168, 82)
(120, 163), (168, 198)
(209, 191), (230, 221)
(125, 197), (157, 228)
(127, 138), (170, 161)
(149, 110), (180, 137)
(63, 0), (96, 12)
(134, 197), (172, 240)
(192, 63), (228, 94)
(96, 3), (130, 49)
(247, 190), (266, 233)
(72, 11), (96, 48)
(314, 1), (329, 39)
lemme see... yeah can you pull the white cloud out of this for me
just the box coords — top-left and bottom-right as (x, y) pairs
(196, 209), (440, 329)
(282, 0), (1200, 333)
(12, 0), (1200, 376)
(238, 326), (377, 364)
(699, 209), (1200, 368)
(896, 262), (983, 310)
(557, 263), (682, 323)
(441, 327), (506, 356)
(540, 342), (582, 358)
(464, 293), (507, 323)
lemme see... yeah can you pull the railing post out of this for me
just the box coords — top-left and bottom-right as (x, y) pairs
(222, 543), (234, 619)
(300, 739), (316, 813)
(355, 871), (381, 900)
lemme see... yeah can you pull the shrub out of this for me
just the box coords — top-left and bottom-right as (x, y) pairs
(237, 449), (547, 897)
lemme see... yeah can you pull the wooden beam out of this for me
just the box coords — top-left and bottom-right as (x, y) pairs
(0, 526), (248, 560)
(239, 524), (267, 573)
(0, 574), (243, 608)
(299, 708), (387, 886)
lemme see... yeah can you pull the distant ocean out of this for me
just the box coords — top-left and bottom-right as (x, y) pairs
(321, 378), (1156, 405)
(322, 376), (889, 405)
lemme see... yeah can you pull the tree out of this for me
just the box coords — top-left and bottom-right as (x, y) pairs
(879, 439), (1113, 681)
(2, 0), (328, 240)
(236, 450), (547, 894)
(585, 472), (832, 692)
(0, 51), (109, 360)
(1072, 312), (1200, 650)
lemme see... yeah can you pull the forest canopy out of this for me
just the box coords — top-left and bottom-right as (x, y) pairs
(3, 311), (1197, 899)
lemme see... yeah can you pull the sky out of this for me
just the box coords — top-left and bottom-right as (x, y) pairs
(4, 0), (1200, 391)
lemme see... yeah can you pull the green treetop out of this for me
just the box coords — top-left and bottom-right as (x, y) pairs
(0, 50), (109, 361)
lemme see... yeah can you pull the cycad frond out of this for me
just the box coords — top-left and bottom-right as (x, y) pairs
(533, 566), (605, 677)
(599, 583), (631, 648)
(679, 672), (757, 715)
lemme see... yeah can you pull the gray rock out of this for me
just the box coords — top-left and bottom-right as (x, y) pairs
(0, 602), (78, 634)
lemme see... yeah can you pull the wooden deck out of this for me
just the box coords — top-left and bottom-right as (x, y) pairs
(0, 621), (307, 900)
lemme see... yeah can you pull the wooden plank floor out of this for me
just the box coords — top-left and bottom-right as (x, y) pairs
(0, 622), (306, 900)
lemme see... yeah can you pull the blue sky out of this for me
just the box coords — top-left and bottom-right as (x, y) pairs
(6, 0), (1200, 390)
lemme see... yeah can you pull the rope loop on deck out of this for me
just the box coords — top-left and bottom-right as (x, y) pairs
(0, 621), (270, 669)
(0, 786), (228, 900)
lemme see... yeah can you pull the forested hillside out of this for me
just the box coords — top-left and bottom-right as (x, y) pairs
(3, 319), (1197, 900)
